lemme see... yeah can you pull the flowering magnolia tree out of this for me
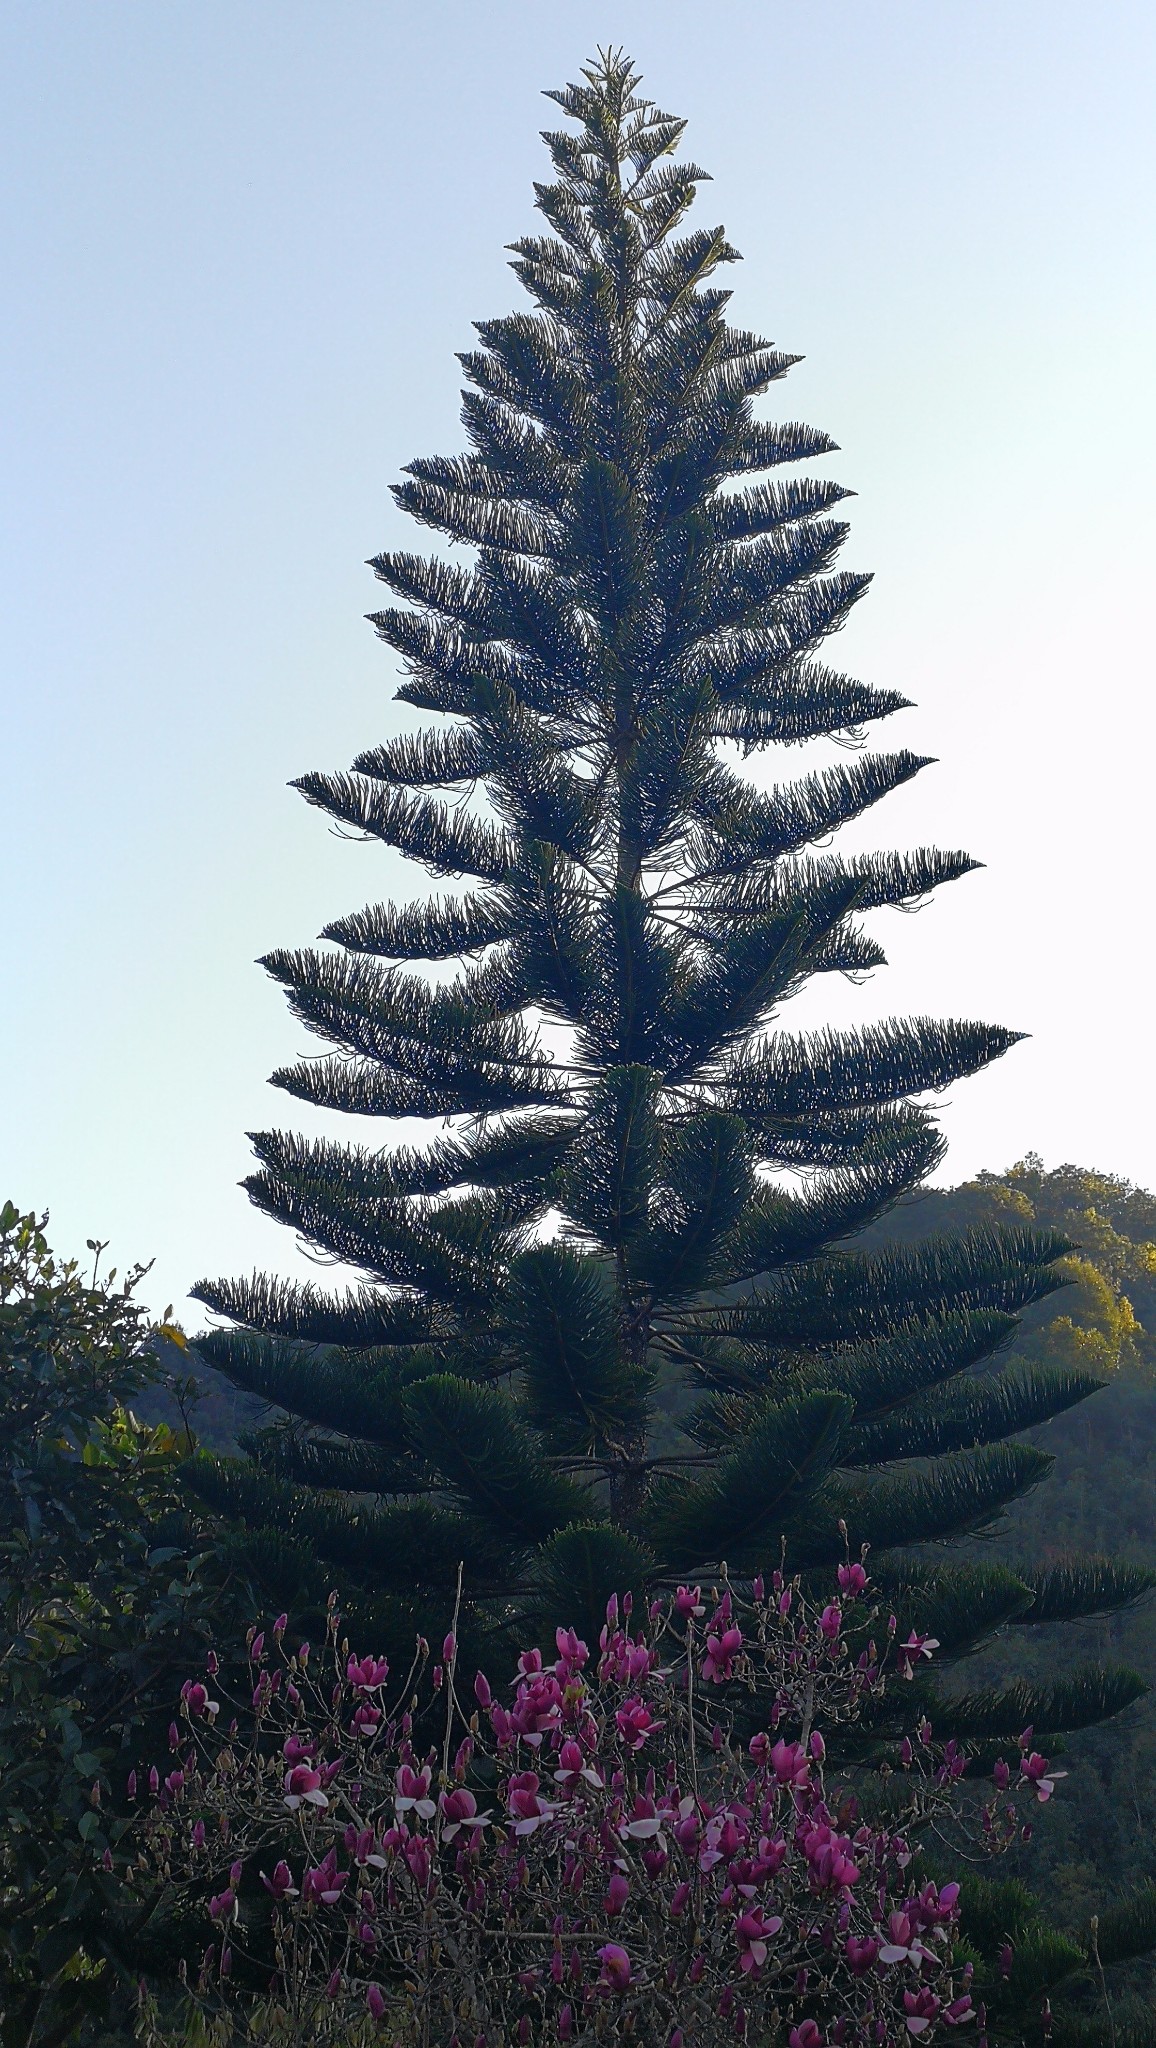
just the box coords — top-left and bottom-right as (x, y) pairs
(131, 1565), (1060, 2048)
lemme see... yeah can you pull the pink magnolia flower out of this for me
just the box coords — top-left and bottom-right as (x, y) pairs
(620, 1792), (667, 1844)
(604, 1872), (629, 1915)
(301, 1850), (347, 1908)
(789, 2024), (823, 2048)
(180, 1680), (219, 1720)
(903, 1988), (942, 2036)
(439, 1787), (492, 1841)
(801, 1821), (859, 1892)
(879, 1912), (934, 1968)
(366, 1984), (386, 2022)
(734, 1908), (783, 1975)
(702, 1625), (743, 1684)
(675, 1585), (705, 1618)
(505, 1771), (557, 1835)
(283, 1765), (327, 1811)
(846, 1934), (879, 1976)
(769, 1739), (811, 1789)
(510, 1670), (564, 1744)
(394, 1764), (436, 1820)
(554, 1627), (589, 1676)
(260, 1859), (297, 1901)
(207, 1888), (235, 1923)
(837, 1561), (869, 1598)
(819, 1603), (842, 1641)
(346, 1654), (390, 1691)
(553, 1738), (604, 1792)
(915, 1880), (960, 1930)
(597, 1944), (631, 1995)
(403, 1834), (433, 1888)
(1019, 1751), (1067, 1803)
(342, 1824), (388, 1870)
(615, 1696), (663, 1750)
(282, 1733), (315, 1764)
(897, 1631), (940, 1680)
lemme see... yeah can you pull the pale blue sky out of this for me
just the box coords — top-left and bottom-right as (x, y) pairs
(3, 1), (1154, 1316)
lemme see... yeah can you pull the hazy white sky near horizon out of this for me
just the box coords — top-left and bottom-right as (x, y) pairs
(2, 0), (1154, 1320)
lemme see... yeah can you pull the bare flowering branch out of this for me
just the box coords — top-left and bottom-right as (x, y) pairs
(132, 1569), (1050, 2048)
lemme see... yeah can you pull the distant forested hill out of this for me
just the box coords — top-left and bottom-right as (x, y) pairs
(863, 1158), (1156, 1931)
(168, 1159), (1156, 1935)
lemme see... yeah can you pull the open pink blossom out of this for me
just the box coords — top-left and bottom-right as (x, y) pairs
(702, 1624), (743, 1683)
(675, 1585), (705, 1617)
(394, 1763), (436, 1819)
(283, 1764), (327, 1811)
(440, 1786), (491, 1841)
(553, 1738), (604, 1792)
(769, 1738), (811, 1789)
(597, 1944), (631, 1995)
(615, 1695), (663, 1750)
(734, 1907), (783, 1975)
(505, 1770), (557, 1835)
(1019, 1751), (1067, 1803)
(302, 1850), (347, 1908)
(347, 1654), (390, 1691)
(897, 1631), (940, 1680)
(903, 1988), (942, 2036)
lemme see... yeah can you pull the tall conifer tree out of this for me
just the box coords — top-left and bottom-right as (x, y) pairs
(191, 56), (1149, 1761)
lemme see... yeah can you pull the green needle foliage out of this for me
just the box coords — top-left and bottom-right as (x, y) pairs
(190, 54), (1151, 1766)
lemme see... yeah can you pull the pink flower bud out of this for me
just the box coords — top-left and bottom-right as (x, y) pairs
(366, 1984), (386, 2021)
(443, 1632), (456, 1663)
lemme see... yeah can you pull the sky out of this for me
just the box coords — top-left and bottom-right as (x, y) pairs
(2, 0), (1154, 1320)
